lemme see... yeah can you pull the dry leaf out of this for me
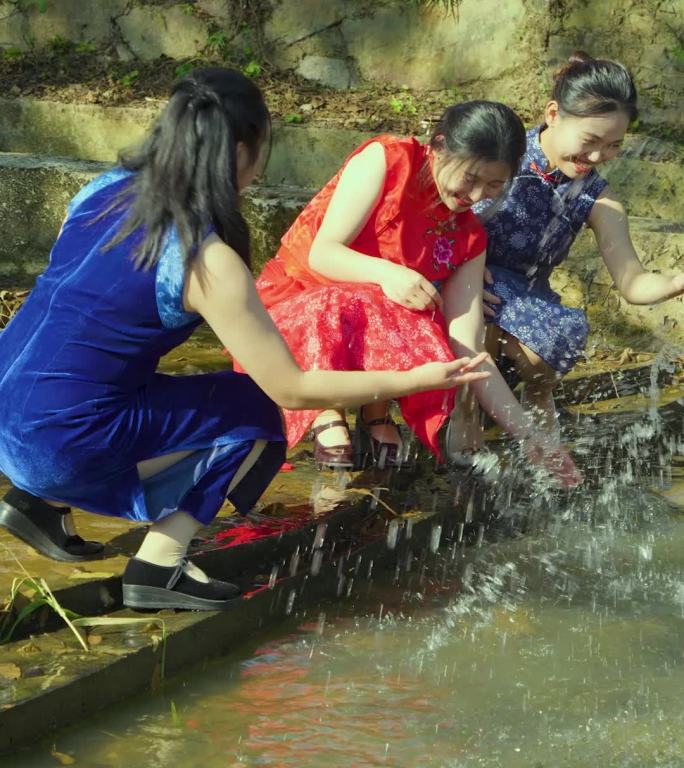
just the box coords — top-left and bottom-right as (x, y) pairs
(0, 662), (21, 680)
(49, 747), (75, 765)
(68, 570), (115, 580)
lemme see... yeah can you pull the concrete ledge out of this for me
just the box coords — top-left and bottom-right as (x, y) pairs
(0, 152), (311, 281)
(0, 98), (681, 214)
(0, 98), (370, 188)
(0, 484), (492, 755)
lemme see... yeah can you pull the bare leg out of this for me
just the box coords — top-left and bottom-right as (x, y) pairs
(499, 332), (563, 435)
(360, 400), (402, 449)
(446, 324), (502, 456)
(134, 441), (267, 580)
(312, 408), (350, 447)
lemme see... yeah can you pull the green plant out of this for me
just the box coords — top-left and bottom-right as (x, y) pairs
(284, 112), (303, 124)
(75, 41), (98, 54)
(19, 0), (48, 12)
(206, 29), (229, 58)
(119, 69), (140, 88)
(409, 0), (462, 17)
(670, 45), (684, 64)
(47, 34), (72, 54)
(1, 559), (169, 677)
(243, 59), (262, 77)
(175, 60), (196, 78)
(3, 46), (24, 61)
(389, 91), (418, 116)
(1, 573), (87, 649)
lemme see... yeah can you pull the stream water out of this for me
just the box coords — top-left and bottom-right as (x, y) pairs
(8, 385), (684, 767)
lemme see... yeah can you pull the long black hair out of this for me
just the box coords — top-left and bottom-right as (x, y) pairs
(552, 51), (638, 122)
(106, 67), (270, 270)
(429, 100), (527, 177)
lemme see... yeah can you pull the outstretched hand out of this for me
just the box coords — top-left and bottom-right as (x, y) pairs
(521, 433), (582, 489)
(412, 352), (491, 392)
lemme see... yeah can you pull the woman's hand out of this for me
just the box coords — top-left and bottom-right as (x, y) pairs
(521, 433), (582, 489)
(410, 352), (491, 392)
(483, 266), (501, 318)
(379, 263), (443, 312)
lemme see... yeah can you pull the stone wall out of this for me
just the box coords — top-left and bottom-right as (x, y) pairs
(0, 0), (681, 131)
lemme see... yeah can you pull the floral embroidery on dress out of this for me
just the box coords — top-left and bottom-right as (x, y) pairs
(426, 215), (459, 272)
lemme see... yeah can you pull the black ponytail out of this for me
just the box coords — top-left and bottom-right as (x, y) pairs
(105, 67), (270, 270)
(552, 51), (638, 122)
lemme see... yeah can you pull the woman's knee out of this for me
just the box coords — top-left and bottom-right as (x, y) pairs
(500, 334), (561, 388)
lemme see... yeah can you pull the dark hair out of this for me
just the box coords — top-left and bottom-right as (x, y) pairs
(430, 100), (527, 177)
(106, 67), (270, 270)
(552, 51), (638, 122)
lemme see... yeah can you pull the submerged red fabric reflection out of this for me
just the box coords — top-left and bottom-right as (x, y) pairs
(254, 135), (487, 459)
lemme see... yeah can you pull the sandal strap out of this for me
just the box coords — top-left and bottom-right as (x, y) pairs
(312, 419), (349, 437)
(362, 417), (397, 427)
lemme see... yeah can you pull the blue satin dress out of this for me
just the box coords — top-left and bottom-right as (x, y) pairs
(475, 126), (608, 375)
(0, 169), (284, 524)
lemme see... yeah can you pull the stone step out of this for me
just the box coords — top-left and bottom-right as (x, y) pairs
(0, 152), (682, 344)
(0, 97), (369, 189)
(0, 480), (493, 754)
(0, 97), (681, 217)
(0, 152), (312, 282)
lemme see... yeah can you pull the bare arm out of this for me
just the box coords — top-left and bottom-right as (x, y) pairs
(309, 141), (442, 311)
(444, 253), (581, 487)
(442, 252), (535, 440)
(184, 235), (489, 410)
(589, 188), (684, 304)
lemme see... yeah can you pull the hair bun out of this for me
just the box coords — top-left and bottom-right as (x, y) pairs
(553, 50), (594, 82)
(568, 50), (593, 65)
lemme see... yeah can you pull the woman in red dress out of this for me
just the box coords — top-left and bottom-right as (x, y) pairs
(257, 102), (579, 484)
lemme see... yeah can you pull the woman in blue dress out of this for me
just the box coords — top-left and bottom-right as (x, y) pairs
(0, 68), (492, 611)
(448, 52), (684, 455)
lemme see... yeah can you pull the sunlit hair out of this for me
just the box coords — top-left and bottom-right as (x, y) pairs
(552, 51), (638, 122)
(430, 100), (527, 178)
(104, 67), (271, 270)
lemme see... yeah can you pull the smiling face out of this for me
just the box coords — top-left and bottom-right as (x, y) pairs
(432, 154), (512, 212)
(541, 101), (630, 179)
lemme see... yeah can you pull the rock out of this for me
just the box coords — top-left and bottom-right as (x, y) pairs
(299, 102), (315, 113)
(296, 55), (357, 90)
(9, 85), (21, 96)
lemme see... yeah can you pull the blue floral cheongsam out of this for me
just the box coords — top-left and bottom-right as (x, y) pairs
(474, 126), (608, 374)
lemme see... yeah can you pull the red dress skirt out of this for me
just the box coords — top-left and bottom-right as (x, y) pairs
(255, 135), (487, 459)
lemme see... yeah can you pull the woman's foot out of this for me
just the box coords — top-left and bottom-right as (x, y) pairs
(122, 556), (241, 611)
(0, 486), (104, 561)
(359, 404), (403, 468)
(312, 410), (354, 469)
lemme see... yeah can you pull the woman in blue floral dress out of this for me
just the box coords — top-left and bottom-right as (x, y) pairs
(449, 52), (684, 454)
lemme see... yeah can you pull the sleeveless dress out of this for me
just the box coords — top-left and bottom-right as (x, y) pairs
(475, 125), (608, 374)
(0, 169), (284, 525)
(255, 135), (487, 458)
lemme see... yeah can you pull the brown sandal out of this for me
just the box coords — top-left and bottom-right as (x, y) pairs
(358, 408), (403, 469)
(312, 419), (354, 469)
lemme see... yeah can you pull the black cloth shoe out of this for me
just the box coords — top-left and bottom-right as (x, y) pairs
(122, 557), (241, 611)
(0, 486), (104, 562)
